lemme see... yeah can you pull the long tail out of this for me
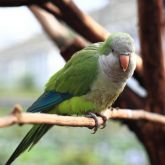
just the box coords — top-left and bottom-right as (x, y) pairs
(5, 124), (52, 165)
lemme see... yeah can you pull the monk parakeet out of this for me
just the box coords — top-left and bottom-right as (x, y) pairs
(5, 32), (136, 165)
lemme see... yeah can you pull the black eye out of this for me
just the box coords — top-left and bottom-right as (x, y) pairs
(111, 48), (114, 52)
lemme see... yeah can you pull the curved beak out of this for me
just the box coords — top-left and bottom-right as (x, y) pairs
(119, 54), (130, 72)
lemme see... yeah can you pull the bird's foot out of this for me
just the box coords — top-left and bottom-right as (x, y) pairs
(96, 113), (107, 129)
(86, 112), (99, 134)
(86, 112), (108, 134)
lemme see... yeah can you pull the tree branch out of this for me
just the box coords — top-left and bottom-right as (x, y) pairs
(29, 5), (89, 61)
(29, 5), (72, 49)
(138, 0), (165, 113)
(50, 0), (109, 42)
(1, 105), (165, 128)
(0, 0), (48, 7)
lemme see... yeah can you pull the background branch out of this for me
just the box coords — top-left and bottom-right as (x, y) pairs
(138, 0), (165, 113)
(51, 0), (109, 42)
(0, 0), (47, 6)
(30, 5), (73, 49)
(29, 5), (89, 61)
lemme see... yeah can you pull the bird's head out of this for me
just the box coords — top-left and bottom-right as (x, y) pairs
(99, 32), (135, 72)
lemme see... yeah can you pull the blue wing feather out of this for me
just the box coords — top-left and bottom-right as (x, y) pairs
(27, 91), (72, 113)
(5, 91), (72, 165)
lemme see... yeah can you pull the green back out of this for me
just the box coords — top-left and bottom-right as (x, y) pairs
(45, 43), (102, 96)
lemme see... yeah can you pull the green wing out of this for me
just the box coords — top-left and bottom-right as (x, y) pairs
(46, 43), (102, 96)
(5, 43), (103, 165)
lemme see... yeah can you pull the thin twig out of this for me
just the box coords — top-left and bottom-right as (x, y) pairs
(1, 105), (165, 128)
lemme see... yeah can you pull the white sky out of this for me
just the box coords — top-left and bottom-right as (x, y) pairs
(0, 7), (42, 49)
(0, 0), (108, 50)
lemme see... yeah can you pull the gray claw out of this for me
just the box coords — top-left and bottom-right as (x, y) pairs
(96, 113), (107, 129)
(86, 112), (108, 133)
(86, 112), (99, 134)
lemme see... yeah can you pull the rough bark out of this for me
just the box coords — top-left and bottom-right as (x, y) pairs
(135, 1), (165, 165)
(138, 0), (165, 113)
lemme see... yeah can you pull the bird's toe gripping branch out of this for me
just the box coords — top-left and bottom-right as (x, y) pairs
(97, 113), (108, 129)
(86, 112), (108, 134)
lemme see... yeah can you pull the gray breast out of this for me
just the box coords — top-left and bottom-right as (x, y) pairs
(83, 59), (126, 111)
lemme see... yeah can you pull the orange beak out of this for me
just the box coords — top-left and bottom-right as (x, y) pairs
(119, 55), (130, 72)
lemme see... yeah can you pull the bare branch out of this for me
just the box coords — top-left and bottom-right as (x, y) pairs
(29, 5), (88, 60)
(29, 5), (72, 49)
(50, 0), (109, 42)
(41, 2), (63, 20)
(60, 36), (88, 61)
(1, 105), (165, 128)
(138, 0), (165, 112)
(0, 0), (48, 7)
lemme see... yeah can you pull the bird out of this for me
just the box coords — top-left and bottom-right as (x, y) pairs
(5, 32), (136, 165)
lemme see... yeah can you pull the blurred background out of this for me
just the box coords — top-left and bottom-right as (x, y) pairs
(0, 0), (152, 164)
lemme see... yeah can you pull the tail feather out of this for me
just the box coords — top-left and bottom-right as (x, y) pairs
(5, 124), (52, 165)
(28, 124), (52, 151)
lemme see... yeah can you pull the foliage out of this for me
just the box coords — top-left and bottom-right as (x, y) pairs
(19, 73), (36, 91)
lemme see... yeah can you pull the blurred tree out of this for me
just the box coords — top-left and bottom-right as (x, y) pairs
(57, 150), (100, 165)
(20, 73), (36, 90)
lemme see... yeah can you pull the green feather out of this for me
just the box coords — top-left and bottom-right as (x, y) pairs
(46, 43), (101, 95)
(55, 96), (97, 115)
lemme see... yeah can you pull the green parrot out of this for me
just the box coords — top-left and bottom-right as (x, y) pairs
(5, 32), (136, 165)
